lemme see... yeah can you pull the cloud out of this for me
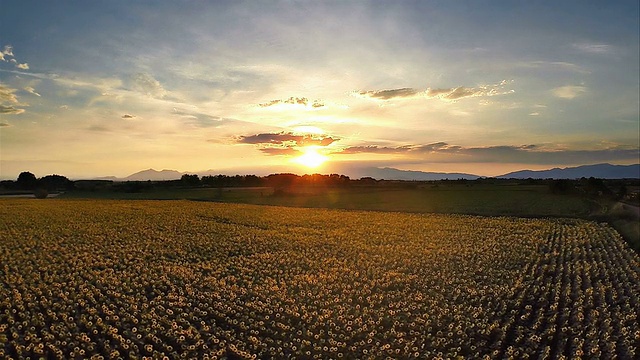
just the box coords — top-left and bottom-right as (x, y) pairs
(357, 88), (424, 100)
(131, 73), (167, 98)
(0, 45), (14, 61)
(259, 147), (301, 156)
(0, 84), (20, 103)
(0, 122), (10, 127)
(0, 105), (25, 114)
(552, 85), (587, 99)
(0, 83), (26, 114)
(357, 81), (513, 102)
(122, 114), (135, 119)
(572, 43), (613, 54)
(335, 142), (639, 165)
(0, 45), (29, 70)
(238, 131), (339, 156)
(171, 108), (235, 128)
(24, 86), (40, 97)
(259, 97), (325, 109)
(517, 61), (590, 74)
(238, 132), (337, 147)
(427, 80), (514, 101)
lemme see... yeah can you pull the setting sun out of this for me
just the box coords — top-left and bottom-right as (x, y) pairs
(294, 147), (327, 168)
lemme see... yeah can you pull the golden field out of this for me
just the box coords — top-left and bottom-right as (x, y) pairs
(1, 199), (638, 359)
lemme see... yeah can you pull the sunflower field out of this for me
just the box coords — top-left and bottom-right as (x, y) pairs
(1, 199), (638, 359)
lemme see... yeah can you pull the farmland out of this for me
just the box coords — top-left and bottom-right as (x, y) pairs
(1, 199), (638, 359)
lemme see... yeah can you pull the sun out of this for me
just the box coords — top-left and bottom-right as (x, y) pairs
(294, 147), (327, 168)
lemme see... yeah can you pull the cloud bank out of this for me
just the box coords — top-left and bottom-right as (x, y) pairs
(336, 142), (639, 165)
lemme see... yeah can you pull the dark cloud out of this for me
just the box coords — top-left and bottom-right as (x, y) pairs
(336, 142), (638, 165)
(238, 132), (337, 147)
(237, 131), (338, 157)
(259, 97), (326, 108)
(0, 122), (10, 127)
(122, 114), (135, 119)
(357, 88), (422, 100)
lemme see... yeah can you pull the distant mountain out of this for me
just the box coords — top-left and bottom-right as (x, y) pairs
(355, 167), (480, 181)
(498, 163), (640, 179)
(124, 169), (183, 181)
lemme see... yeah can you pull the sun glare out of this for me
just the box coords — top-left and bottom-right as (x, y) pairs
(294, 147), (327, 168)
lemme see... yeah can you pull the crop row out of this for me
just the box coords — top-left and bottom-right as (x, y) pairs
(1, 199), (638, 359)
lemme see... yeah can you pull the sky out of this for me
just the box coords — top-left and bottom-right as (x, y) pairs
(1, 0), (638, 179)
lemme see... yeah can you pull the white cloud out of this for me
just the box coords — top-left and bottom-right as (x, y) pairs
(16, 63), (29, 70)
(572, 43), (613, 54)
(552, 85), (587, 99)
(25, 86), (41, 97)
(1, 45), (14, 58)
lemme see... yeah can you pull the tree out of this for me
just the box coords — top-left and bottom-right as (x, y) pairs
(181, 174), (200, 187)
(16, 171), (38, 190)
(39, 174), (73, 191)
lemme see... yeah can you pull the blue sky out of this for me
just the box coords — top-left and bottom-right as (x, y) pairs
(1, 0), (638, 178)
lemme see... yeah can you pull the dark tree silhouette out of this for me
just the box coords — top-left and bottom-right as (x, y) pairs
(16, 171), (38, 190)
(181, 174), (200, 186)
(39, 174), (73, 191)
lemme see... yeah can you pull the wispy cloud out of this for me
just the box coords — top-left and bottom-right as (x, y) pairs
(130, 73), (167, 99)
(259, 147), (301, 156)
(171, 108), (238, 128)
(552, 85), (587, 99)
(0, 83), (26, 114)
(356, 80), (513, 102)
(517, 61), (590, 74)
(0, 105), (25, 114)
(24, 86), (40, 97)
(572, 43), (613, 54)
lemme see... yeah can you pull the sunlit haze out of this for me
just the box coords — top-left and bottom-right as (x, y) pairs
(0, 1), (638, 179)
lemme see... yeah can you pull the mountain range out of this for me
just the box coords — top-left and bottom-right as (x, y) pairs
(95, 163), (639, 181)
(496, 163), (640, 179)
